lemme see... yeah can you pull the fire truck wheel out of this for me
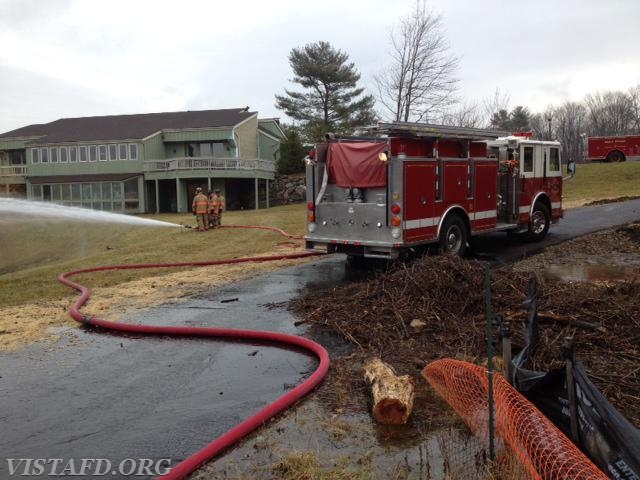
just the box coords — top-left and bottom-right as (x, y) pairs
(439, 215), (467, 256)
(606, 151), (625, 162)
(525, 202), (550, 241)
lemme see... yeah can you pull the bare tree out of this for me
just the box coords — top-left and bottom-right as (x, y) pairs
(584, 90), (634, 136)
(375, 0), (459, 123)
(628, 84), (640, 133)
(438, 102), (483, 128)
(482, 88), (510, 127)
(553, 102), (588, 163)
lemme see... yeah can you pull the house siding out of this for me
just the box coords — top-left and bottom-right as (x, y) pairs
(258, 131), (281, 162)
(0, 109), (279, 213)
(235, 116), (258, 158)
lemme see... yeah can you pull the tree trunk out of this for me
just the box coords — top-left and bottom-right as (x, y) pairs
(363, 358), (415, 424)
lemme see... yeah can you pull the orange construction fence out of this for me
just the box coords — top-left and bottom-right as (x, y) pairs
(423, 358), (608, 480)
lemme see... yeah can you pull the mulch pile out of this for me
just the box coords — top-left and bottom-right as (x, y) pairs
(291, 225), (640, 428)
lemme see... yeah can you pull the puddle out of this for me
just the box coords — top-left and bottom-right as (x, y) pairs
(544, 264), (639, 283)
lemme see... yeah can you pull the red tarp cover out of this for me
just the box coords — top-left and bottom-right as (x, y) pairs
(326, 142), (388, 188)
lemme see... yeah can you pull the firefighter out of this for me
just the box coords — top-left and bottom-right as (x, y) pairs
(207, 190), (216, 228)
(191, 187), (209, 231)
(210, 189), (225, 228)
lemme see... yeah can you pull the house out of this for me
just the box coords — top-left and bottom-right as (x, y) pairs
(0, 108), (285, 213)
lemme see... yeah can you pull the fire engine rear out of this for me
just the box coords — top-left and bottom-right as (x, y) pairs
(304, 122), (564, 259)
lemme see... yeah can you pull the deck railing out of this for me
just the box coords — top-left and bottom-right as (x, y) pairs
(143, 157), (275, 173)
(0, 165), (27, 177)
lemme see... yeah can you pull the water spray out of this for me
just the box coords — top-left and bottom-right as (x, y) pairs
(0, 198), (181, 228)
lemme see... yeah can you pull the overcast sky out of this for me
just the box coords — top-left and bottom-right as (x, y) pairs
(1, 0), (639, 133)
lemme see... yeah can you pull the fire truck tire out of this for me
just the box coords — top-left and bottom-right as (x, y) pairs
(525, 202), (550, 242)
(606, 151), (625, 162)
(439, 214), (467, 256)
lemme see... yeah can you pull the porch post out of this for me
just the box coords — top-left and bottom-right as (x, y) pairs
(155, 179), (160, 214)
(254, 177), (259, 210)
(176, 178), (182, 213)
(266, 179), (269, 208)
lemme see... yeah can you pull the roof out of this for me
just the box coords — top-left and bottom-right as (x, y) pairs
(0, 108), (257, 144)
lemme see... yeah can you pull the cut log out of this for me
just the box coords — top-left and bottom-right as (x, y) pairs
(363, 358), (415, 425)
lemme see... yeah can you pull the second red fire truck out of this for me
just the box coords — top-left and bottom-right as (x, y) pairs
(587, 135), (640, 162)
(304, 122), (564, 259)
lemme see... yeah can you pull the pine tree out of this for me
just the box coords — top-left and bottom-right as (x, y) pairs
(277, 125), (308, 174)
(275, 41), (376, 141)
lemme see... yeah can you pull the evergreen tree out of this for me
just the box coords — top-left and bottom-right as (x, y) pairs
(489, 109), (511, 130)
(275, 41), (376, 142)
(489, 106), (531, 132)
(277, 125), (308, 174)
(509, 106), (531, 132)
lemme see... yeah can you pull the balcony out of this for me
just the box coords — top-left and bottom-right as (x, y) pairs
(0, 165), (27, 181)
(143, 157), (275, 174)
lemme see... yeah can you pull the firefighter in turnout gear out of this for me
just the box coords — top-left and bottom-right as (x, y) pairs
(210, 189), (225, 228)
(192, 187), (209, 231)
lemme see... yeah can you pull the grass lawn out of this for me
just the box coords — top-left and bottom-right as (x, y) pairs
(563, 161), (640, 207)
(0, 203), (307, 309)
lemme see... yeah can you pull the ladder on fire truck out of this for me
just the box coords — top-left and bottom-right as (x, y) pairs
(358, 122), (509, 141)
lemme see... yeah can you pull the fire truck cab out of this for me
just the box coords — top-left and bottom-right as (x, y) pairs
(304, 122), (563, 259)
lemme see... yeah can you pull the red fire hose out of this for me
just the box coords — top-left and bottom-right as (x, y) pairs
(58, 226), (328, 480)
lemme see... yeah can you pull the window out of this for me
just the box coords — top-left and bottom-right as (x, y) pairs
(91, 183), (101, 202)
(62, 184), (71, 201)
(31, 148), (39, 164)
(50, 148), (58, 163)
(129, 144), (138, 161)
(119, 144), (127, 160)
(89, 145), (97, 162)
(124, 178), (139, 211)
(60, 147), (68, 163)
(99, 145), (107, 161)
(71, 184), (81, 200)
(109, 144), (117, 161)
(549, 148), (560, 171)
(52, 184), (61, 201)
(32, 184), (42, 199)
(200, 143), (212, 157)
(79, 146), (87, 162)
(522, 146), (534, 173)
(187, 143), (199, 157)
(41, 148), (49, 163)
(69, 146), (77, 162)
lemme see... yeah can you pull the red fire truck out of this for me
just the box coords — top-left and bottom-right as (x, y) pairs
(304, 122), (564, 259)
(587, 135), (640, 162)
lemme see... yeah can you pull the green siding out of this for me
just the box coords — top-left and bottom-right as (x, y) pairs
(0, 138), (30, 150)
(236, 117), (258, 158)
(257, 120), (284, 139)
(141, 134), (165, 160)
(258, 131), (280, 161)
(162, 129), (232, 143)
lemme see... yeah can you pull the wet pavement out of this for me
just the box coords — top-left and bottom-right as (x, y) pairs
(0, 256), (347, 479)
(470, 198), (640, 263)
(1, 199), (640, 479)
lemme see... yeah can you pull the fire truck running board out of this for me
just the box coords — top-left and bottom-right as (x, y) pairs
(493, 222), (521, 232)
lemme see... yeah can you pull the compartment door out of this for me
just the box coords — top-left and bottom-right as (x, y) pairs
(473, 161), (498, 230)
(403, 162), (436, 242)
